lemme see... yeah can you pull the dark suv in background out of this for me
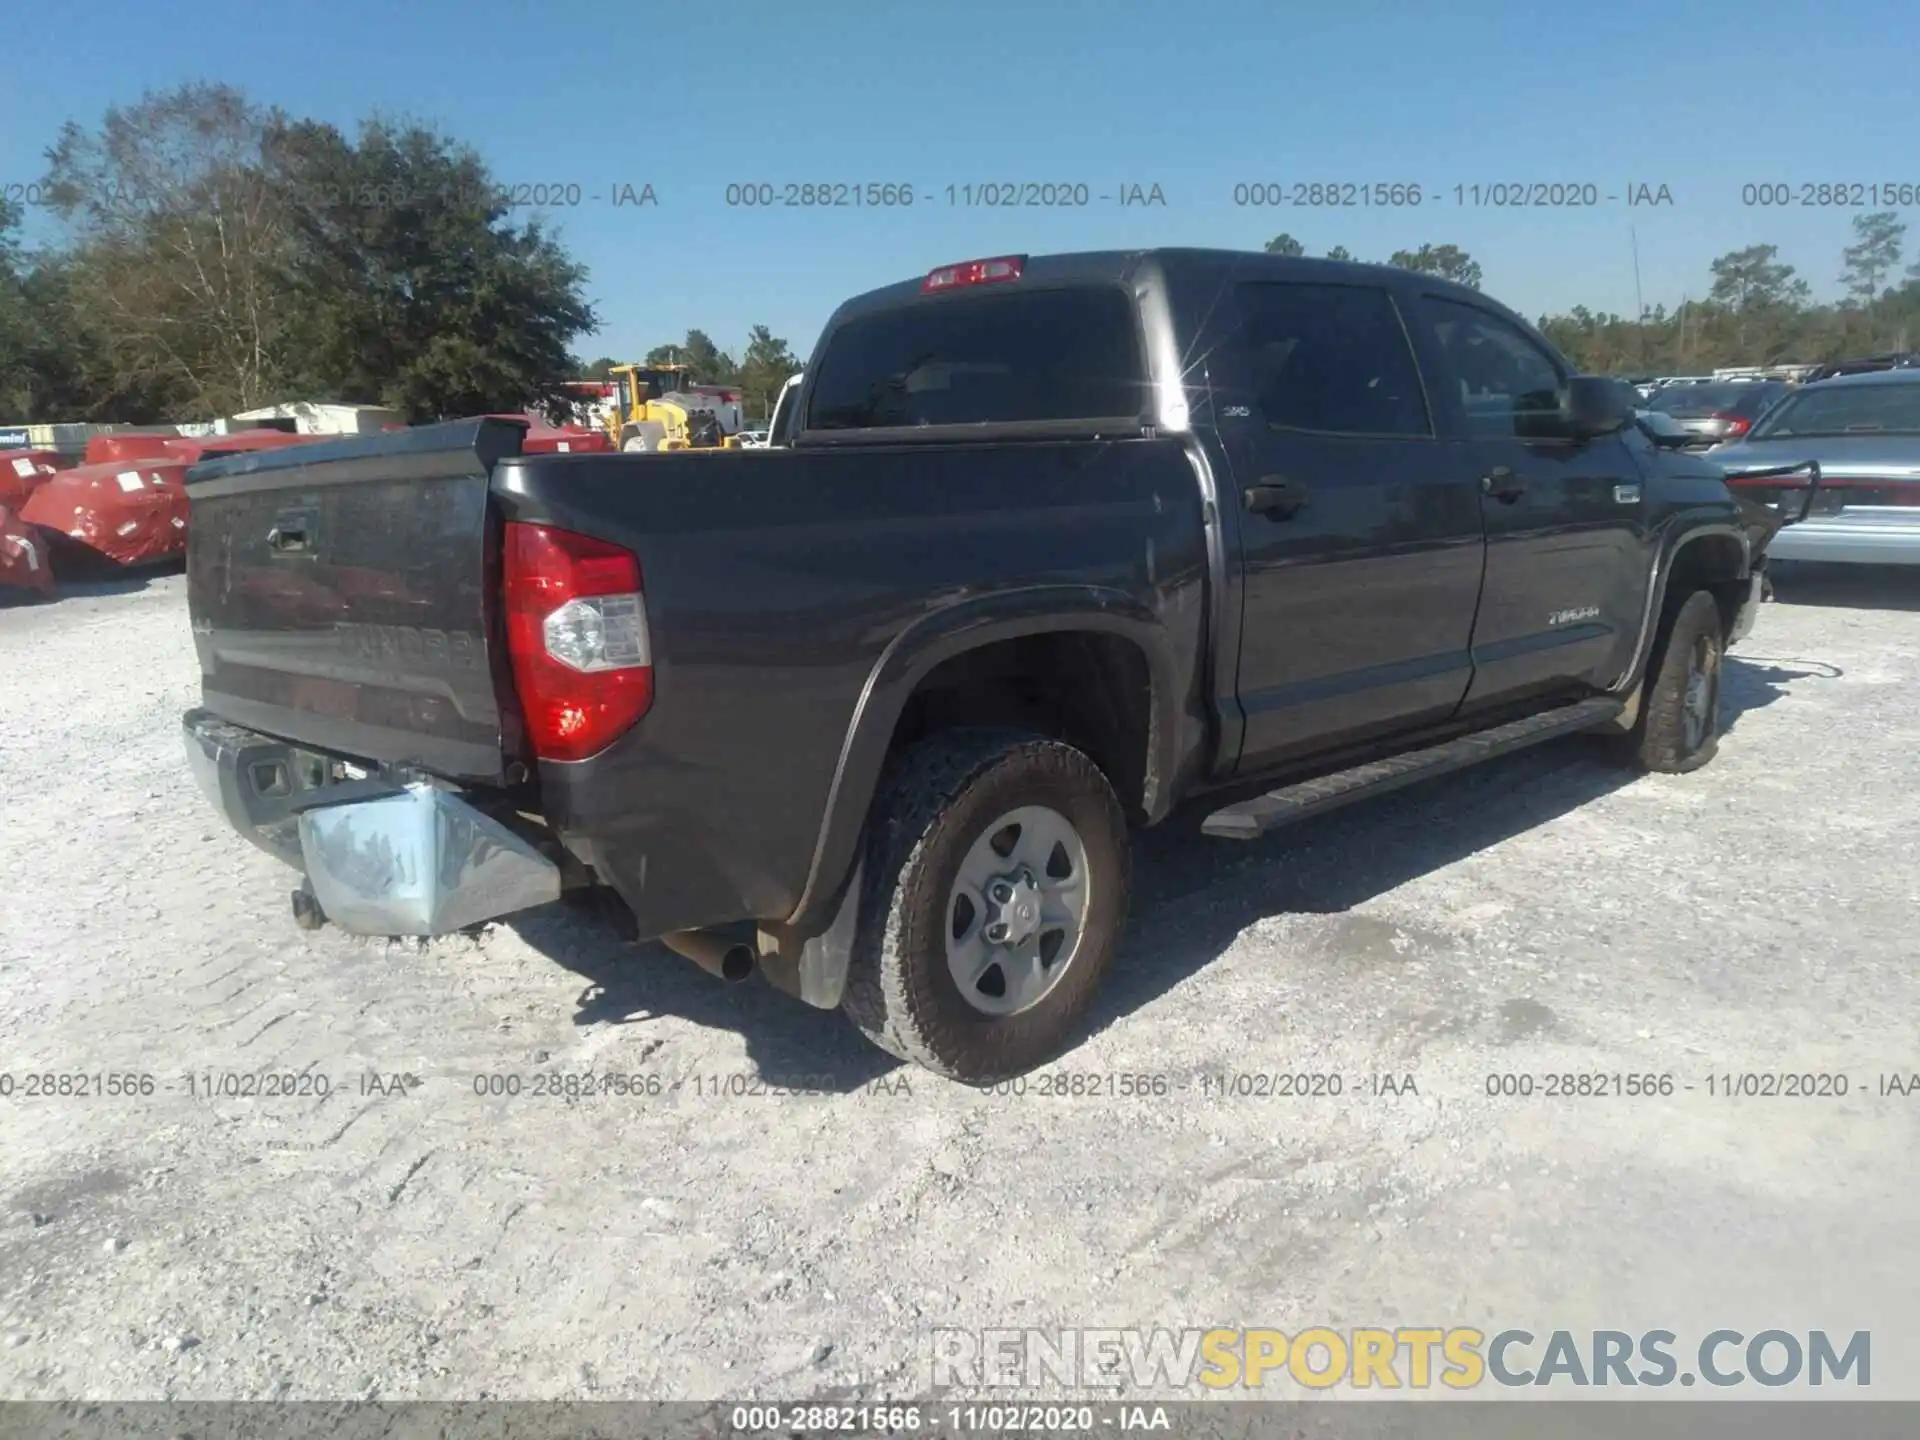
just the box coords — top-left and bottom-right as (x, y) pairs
(1800, 352), (1920, 384)
(1644, 379), (1793, 450)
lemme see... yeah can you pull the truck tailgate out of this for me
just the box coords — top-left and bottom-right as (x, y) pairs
(184, 418), (526, 784)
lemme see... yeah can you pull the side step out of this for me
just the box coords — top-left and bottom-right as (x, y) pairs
(1201, 696), (1626, 840)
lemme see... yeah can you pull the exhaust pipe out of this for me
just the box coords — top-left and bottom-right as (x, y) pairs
(291, 882), (327, 932)
(659, 929), (756, 984)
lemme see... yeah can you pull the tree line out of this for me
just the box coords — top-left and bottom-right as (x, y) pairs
(1265, 219), (1920, 375)
(0, 83), (806, 428)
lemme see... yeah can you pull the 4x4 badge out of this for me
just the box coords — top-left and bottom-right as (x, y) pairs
(1615, 483), (1642, 504)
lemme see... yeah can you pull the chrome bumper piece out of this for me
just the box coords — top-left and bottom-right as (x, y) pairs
(298, 784), (561, 936)
(183, 710), (561, 936)
(1766, 509), (1920, 566)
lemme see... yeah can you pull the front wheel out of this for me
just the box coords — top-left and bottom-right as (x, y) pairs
(840, 729), (1130, 1083)
(1625, 588), (1725, 773)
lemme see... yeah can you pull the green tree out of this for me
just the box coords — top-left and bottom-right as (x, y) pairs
(39, 82), (295, 417)
(1388, 242), (1481, 290)
(0, 199), (172, 422)
(0, 198), (32, 416)
(1706, 244), (1811, 361)
(645, 329), (738, 386)
(575, 355), (620, 379)
(1707, 243), (1808, 310)
(1840, 212), (1904, 304)
(1263, 233), (1305, 257)
(266, 114), (596, 421)
(1324, 245), (1356, 262)
(737, 324), (801, 423)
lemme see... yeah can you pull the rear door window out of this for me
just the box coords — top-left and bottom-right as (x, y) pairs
(1231, 281), (1433, 437)
(805, 287), (1146, 430)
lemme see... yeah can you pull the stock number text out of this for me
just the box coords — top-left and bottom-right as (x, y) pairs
(725, 182), (916, 207)
(1742, 182), (1919, 208)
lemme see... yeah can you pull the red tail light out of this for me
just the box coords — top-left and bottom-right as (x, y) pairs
(922, 255), (1025, 293)
(503, 522), (653, 763)
(1714, 413), (1753, 437)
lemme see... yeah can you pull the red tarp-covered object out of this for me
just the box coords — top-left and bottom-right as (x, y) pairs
(85, 433), (179, 465)
(521, 424), (611, 454)
(25, 431), (320, 570)
(87, 430), (318, 466)
(0, 449), (64, 510)
(167, 431), (319, 463)
(0, 504), (53, 593)
(467, 414), (610, 454)
(20, 459), (192, 566)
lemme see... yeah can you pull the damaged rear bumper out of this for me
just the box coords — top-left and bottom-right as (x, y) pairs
(182, 709), (561, 936)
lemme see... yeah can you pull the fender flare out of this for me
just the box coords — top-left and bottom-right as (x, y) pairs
(1609, 517), (1751, 696)
(781, 585), (1186, 939)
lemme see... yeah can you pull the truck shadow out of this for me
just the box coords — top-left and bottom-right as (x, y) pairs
(1090, 655), (1830, 1037)
(512, 906), (901, 1091)
(1721, 653), (1840, 727)
(514, 656), (1830, 1090)
(1101, 741), (1635, 1031)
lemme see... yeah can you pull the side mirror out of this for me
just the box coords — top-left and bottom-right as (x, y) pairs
(1562, 376), (1634, 438)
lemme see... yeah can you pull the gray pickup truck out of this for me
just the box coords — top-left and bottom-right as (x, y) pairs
(181, 248), (1802, 1082)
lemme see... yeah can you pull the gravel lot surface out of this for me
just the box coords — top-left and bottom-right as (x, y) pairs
(1, 562), (1916, 1404)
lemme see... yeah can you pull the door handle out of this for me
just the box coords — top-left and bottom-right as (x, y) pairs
(1243, 477), (1308, 519)
(266, 511), (317, 555)
(1481, 467), (1527, 503)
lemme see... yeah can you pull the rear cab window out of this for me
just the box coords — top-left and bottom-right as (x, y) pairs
(802, 287), (1148, 432)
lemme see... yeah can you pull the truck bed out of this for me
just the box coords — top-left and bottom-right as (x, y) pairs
(184, 419), (1212, 936)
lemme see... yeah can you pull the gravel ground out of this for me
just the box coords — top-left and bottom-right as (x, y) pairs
(0, 562), (1916, 1404)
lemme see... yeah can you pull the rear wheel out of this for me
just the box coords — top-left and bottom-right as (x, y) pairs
(840, 728), (1130, 1083)
(1623, 588), (1725, 773)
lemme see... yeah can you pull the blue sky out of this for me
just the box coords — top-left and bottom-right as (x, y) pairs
(4, 0), (1915, 366)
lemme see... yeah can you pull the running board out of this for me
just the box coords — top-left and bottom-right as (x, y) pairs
(1201, 697), (1626, 840)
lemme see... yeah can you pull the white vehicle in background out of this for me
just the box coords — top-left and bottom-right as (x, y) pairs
(736, 429), (771, 449)
(1709, 369), (1920, 566)
(683, 385), (746, 437)
(765, 371), (803, 447)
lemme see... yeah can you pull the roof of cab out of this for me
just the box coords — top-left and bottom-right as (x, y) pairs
(823, 246), (1492, 326)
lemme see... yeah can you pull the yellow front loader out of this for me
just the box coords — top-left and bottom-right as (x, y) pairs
(604, 364), (744, 452)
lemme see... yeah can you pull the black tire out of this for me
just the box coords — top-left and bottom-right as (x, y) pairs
(1625, 588), (1725, 773)
(840, 728), (1130, 1083)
